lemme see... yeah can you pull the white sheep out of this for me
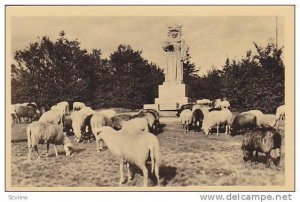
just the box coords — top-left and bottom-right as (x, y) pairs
(27, 121), (73, 160)
(276, 105), (285, 121)
(220, 100), (230, 109)
(95, 126), (160, 187)
(259, 114), (278, 127)
(99, 109), (117, 119)
(90, 112), (112, 152)
(241, 110), (264, 127)
(39, 109), (63, 125)
(202, 108), (233, 136)
(73, 102), (86, 111)
(196, 99), (211, 106)
(57, 101), (70, 115)
(179, 109), (193, 133)
(121, 118), (149, 133)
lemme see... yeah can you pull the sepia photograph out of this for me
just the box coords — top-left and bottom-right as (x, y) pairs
(5, 5), (295, 191)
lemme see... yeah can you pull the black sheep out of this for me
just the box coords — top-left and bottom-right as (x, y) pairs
(241, 127), (282, 168)
(192, 109), (204, 132)
(231, 113), (258, 136)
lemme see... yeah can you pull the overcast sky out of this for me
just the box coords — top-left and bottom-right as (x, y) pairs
(11, 16), (284, 75)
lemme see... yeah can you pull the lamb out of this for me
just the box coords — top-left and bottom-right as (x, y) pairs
(95, 126), (160, 186)
(27, 121), (73, 160)
(230, 113), (258, 136)
(241, 127), (282, 168)
(202, 108), (233, 136)
(179, 109), (193, 133)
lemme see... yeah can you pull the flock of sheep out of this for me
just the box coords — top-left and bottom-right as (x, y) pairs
(10, 99), (285, 186)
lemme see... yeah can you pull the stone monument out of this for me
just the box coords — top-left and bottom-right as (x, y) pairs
(144, 24), (189, 111)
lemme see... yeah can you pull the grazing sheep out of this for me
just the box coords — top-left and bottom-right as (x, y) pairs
(111, 114), (133, 130)
(70, 108), (94, 143)
(176, 103), (194, 117)
(241, 110), (264, 127)
(73, 102), (86, 111)
(179, 109), (193, 133)
(259, 114), (278, 127)
(39, 109), (64, 125)
(276, 105), (285, 121)
(90, 112), (112, 152)
(27, 121), (73, 160)
(121, 118), (149, 133)
(15, 105), (38, 123)
(202, 108), (233, 136)
(241, 127), (282, 168)
(196, 99), (211, 106)
(230, 113), (258, 136)
(57, 101), (70, 115)
(138, 109), (160, 130)
(95, 126), (160, 186)
(99, 109), (117, 119)
(192, 109), (204, 132)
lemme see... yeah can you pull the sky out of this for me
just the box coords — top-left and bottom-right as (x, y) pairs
(10, 16), (284, 75)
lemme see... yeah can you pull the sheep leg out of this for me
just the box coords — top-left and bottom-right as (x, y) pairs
(27, 148), (32, 160)
(34, 145), (41, 159)
(141, 165), (148, 187)
(119, 158), (126, 185)
(53, 145), (59, 157)
(46, 143), (50, 157)
(217, 125), (219, 136)
(127, 162), (133, 181)
(155, 163), (160, 186)
(265, 152), (271, 168)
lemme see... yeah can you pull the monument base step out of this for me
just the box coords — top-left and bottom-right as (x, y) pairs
(158, 110), (178, 117)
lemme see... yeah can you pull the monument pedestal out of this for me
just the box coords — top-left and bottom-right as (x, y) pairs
(144, 82), (189, 111)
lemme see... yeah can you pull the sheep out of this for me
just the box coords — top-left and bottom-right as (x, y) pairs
(90, 112), (112, 152)
(15, 105), (38, 123)
(39, 109), (64, 125)
(230, 113), (258, 136)
(95, 126), (160, 186)
(192, 109), (204, 132)
(259, 114), (278, 127)
(99, 109), (117, 119)
(241, 127), (282, 168)
(57, 101), (70, 115)
(138, 109), (160, 130)
(220, 100), (230, 109)
(202, 108), (233, 136)
(276, 105), (285, 121)
(121, 118), (149, 133)
(241, 110), (264, 127)
(176, 103), (194, 117)
(73, 102), (86, 111)
(211, 99), (222, 109)
(111, 114), (133, 130)
(27, 121), (73, 160)
(179, 109), (193, 133)
(70, 108), (94, 143)
(196, 99), (211, 106)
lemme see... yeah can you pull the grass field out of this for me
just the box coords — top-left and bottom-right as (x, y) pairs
(10, 116), (285, 188)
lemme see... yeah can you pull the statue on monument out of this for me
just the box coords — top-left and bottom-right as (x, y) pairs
(162, 24), (185, 84)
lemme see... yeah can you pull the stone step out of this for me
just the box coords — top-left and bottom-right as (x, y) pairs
(159, 110), (178, 117)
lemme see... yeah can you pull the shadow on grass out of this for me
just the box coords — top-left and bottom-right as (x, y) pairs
(154, 124), (167, 135)
(129, 163), (177, 186)
(11, 139), (27, 143)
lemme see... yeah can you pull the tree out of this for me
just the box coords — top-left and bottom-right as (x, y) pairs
(11, 31), (100, 106)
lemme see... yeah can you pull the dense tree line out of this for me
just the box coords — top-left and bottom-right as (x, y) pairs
(11, 32), (284, 112)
